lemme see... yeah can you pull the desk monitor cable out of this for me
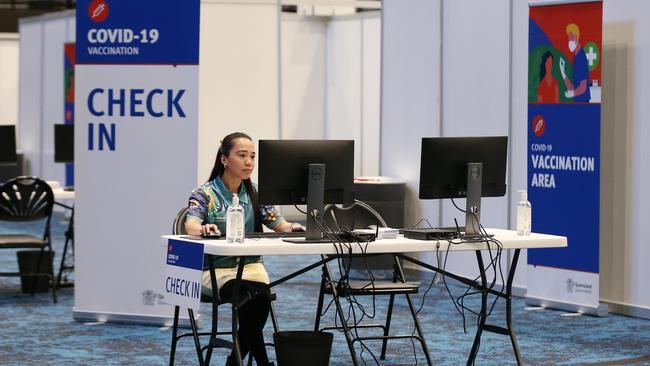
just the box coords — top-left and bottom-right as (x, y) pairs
(447, 199), (506, 337)
(311, 212), (382, 365)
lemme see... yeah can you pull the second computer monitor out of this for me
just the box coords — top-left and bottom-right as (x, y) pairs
(258, 139), (354, 241)
(54, 124), (74, 163)
(0, 125), (17, 163)
(419, 136), (508, 236)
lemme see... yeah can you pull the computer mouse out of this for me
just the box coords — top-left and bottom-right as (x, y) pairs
(201, 227), (221, 238)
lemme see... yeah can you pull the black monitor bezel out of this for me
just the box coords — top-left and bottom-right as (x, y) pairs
(419, 136), (508, 199)
(257, 139), (354, 206)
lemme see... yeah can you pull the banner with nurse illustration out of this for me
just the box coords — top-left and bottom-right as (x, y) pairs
(526, 1), (606, 315)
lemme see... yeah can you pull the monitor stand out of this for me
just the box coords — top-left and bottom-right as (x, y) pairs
(464, 162), (483, 238)
(283, 163), (332, 244)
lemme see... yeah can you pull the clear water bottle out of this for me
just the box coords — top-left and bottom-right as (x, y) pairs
(226, 193), (244, 243)
(517, 190), (532, 236)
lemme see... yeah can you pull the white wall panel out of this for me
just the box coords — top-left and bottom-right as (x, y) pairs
(280, 15), (326, 139)
(440, 0), (511, 279)
(198, 1), (280, 184)
(18, 12), (74, 182)
(599, 0), (650, 311)
(40, 17), (68, 184)
(0, 34), (19, 127)
(361, 14), (381, 176)
(18, 21), (42, 174)
(381, 0), (441, 267)
(326, 16), (362, 177)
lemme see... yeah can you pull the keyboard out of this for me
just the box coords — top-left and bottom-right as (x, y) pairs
(244, 231), (306, 239)
(181, 231), (305, 241)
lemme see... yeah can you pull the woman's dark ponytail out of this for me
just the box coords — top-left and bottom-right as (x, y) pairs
(243, 179), (263, 233)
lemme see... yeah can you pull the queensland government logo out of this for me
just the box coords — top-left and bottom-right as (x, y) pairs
(88, 0), (109, 23)
(566, 278), (593, 294)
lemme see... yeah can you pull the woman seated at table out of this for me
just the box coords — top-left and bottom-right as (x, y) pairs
(185, 132), (304, 366)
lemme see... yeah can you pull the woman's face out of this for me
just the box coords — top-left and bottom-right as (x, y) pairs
(545, 56), (553, 73)
(222, 137), (256, 181)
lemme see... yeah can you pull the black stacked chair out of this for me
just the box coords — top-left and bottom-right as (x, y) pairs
(169, 206), (279, 366)
(0, 176), (57, 302)
(314, 200), (432, 365)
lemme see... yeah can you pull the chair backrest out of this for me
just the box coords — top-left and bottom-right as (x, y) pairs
(0, 176), (54, 222)
(172, 206), (190, 235)
(322, 200), (388, 231)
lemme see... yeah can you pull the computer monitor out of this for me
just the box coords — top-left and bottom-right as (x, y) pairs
(0, 125), (17, 163)
(419, 136), (508, 236)
(54, 124), (74, 163)
(258, 140), (354, 242)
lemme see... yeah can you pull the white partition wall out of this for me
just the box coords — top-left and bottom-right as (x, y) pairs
(18, 11), (75, 182)
(381, 0), (513, 278)
(598, 0), (650, 318)
(0, 33), (19, 127)
(380, 0), (442, 268)
(280, 15), (327, 140)
(326, 12), (381, 177)
(438, 0), (512, 280)
(198, 0), (281, 184)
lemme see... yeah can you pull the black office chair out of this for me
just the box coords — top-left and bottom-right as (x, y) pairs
(169, 206), (279, 366)
(314, 200), (432, 365)
(0, 176), (57, 302)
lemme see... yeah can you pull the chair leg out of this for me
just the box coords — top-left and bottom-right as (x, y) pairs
(56, 230), (72, 287)
(380, 293), (395, 360)
(169, 305), (180, 366)
(322, 260), (359, 366)
(270, 299), (279, 333)
(314, 272), (327, 332)
(405, 293), (433, 366)
(48, 244), (57, 303)
(394, 255), (432, 365)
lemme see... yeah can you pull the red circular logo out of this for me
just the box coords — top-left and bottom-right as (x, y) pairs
(532, 114), (546, 137)
(88, 0), (109, 23)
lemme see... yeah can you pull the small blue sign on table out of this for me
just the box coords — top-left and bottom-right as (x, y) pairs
(164, 239), (204, 310)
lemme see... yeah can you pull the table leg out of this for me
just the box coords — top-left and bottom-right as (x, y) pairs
(507, 249), (523, 365)
(188, 307), (205, 366)
(231, 258), (245, 366)
(467, 250), (488, 366)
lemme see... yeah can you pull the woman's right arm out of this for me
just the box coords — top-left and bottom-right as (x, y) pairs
(184, 189), (219, 236)
(185, 217), (219, 236)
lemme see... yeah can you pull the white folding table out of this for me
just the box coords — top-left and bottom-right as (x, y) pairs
(163, 229), (566, 366)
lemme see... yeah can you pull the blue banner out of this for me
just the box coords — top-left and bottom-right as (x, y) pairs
(527, 103), (600, 272)
(167, 239), (204, 271)
(76, 0), (200, 65)
(525, 1), (603, 313)
(527, 2), (602, 275)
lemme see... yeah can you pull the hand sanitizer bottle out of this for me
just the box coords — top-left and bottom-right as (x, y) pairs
(226, 194), (245, 243)
(517, 190), (532, 236)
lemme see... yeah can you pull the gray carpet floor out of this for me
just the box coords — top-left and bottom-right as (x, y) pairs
(1, 212), (650, 365)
